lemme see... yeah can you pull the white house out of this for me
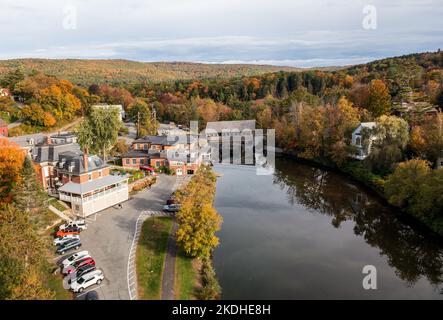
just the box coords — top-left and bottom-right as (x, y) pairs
(350, 122), (377, 160)
(92, 104), (125, 122)
(56, 152), (128, 217)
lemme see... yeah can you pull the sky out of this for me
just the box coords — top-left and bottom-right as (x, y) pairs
(0, 0), (442, 67)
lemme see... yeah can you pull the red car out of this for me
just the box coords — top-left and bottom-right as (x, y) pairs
(56, 228), (81, 238)
(69, 257), (95, 274)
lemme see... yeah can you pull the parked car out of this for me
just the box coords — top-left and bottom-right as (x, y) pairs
(56, 239), (81, 255)
(163, 204), (181, 212)
(53, 234), (80, 246)
(61, 251), (89, 268)
(56, 227), (81, 238)
(59, 220), (87, 231)
(166, 196), (176, 205)
(70, 269), (104, 293)
(85, 290), (100, 300)
(68, 265), (97, 284)
(72, 257), (95, 271)
(140, 166), (156, 175)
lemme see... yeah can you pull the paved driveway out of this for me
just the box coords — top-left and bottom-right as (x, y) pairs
(76, 174), (178, 300)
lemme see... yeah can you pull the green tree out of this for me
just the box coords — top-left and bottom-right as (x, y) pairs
(12, 156), (48, 216)
(365, 115), (409, 172)
(128, 99), (158, 137)
(0, 205), (53, 300)
(384, 159), (431, 209)
(411, 168), (443, 219)
(0, 67), (25, 91)
(77, 107), (121, 161)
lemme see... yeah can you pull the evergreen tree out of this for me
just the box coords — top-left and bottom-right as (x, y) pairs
(12, 156), (48, 216)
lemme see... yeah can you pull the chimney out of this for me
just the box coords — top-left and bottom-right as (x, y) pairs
(83, 152), (89, 172)
(46, 135), (51, 145)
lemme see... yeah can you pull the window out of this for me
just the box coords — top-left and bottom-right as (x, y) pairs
(98, 170), (102, 177)
(156, 161), (160, 167)
(133, 159), (136, 164)
(144, 144), (148, 150)
(140, 158), (144, 165)
(88, 174), (92, 181)
(75, 205), (80, 212)
(356, 137), (361, 146)
(126, 159), (130, 164)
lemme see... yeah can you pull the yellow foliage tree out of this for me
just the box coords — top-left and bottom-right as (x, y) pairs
(175, 167), (223, 258)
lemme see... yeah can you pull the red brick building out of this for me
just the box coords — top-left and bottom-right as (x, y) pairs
(121, 135), (202, 175)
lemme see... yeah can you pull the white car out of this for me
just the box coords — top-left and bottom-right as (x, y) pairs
(59, 220), (87, 231)
(163, 204), (181, 212)
(70, 269), (104, 293)
(61, 251), (90, 268)
(53, 234), (80, 246)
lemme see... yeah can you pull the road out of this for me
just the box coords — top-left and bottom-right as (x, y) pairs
(76, 174), (177, 300)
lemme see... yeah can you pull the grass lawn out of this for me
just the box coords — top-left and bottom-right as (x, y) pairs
(41, 261), (73, 300)
(175, 250), (198, 300)
(49, 198), (68, 212)
(136, 216), (173, 300)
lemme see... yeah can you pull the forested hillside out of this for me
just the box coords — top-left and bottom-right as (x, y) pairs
(0, 59), (298, 85)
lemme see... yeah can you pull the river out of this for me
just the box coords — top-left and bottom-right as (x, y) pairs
(212, 157), (443, 299)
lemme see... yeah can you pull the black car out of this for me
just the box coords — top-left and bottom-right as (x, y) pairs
(56, 239), (81, 255)
(63, 226), (82, 233)
(85, 290), (100, 300)
(68, 265), (96, 284)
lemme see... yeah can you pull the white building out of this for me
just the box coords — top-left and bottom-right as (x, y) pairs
(350, 122), (377, 160)
(92, 104), (125, 122)
(56, 152), (128, 217)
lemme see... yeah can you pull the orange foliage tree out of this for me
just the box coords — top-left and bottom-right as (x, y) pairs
(0, 138), (25, 205)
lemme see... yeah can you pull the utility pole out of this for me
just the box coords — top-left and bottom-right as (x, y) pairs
(151, 104), (157, 134)
(137, 111), (140, 138)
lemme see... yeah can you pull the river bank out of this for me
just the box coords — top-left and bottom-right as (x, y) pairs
(273, 150), (443, 239)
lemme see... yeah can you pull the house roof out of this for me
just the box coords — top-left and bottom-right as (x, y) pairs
(206, 120), (256, 133)
(121, 150), (150, 158)
(353, 122), (376, 134)
(57, 152), (108, 175)
(51, 132), (76, 139)
(8, 133), (46, 148)
(360, 122), (376, 128)
(59, 174), (128, 195)
(133, 135), (180, 146)
(32, 143), (81, 163)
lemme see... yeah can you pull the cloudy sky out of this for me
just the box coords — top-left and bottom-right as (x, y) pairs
(0, 0), (442, 67)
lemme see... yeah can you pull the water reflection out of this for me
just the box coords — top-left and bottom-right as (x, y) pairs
(273, 158), (443, 287)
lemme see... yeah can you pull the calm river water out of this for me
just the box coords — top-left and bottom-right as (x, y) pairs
(212, 158), (443, 299)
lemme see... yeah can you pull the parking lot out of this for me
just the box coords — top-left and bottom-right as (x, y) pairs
(54, 174), (178, 300)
